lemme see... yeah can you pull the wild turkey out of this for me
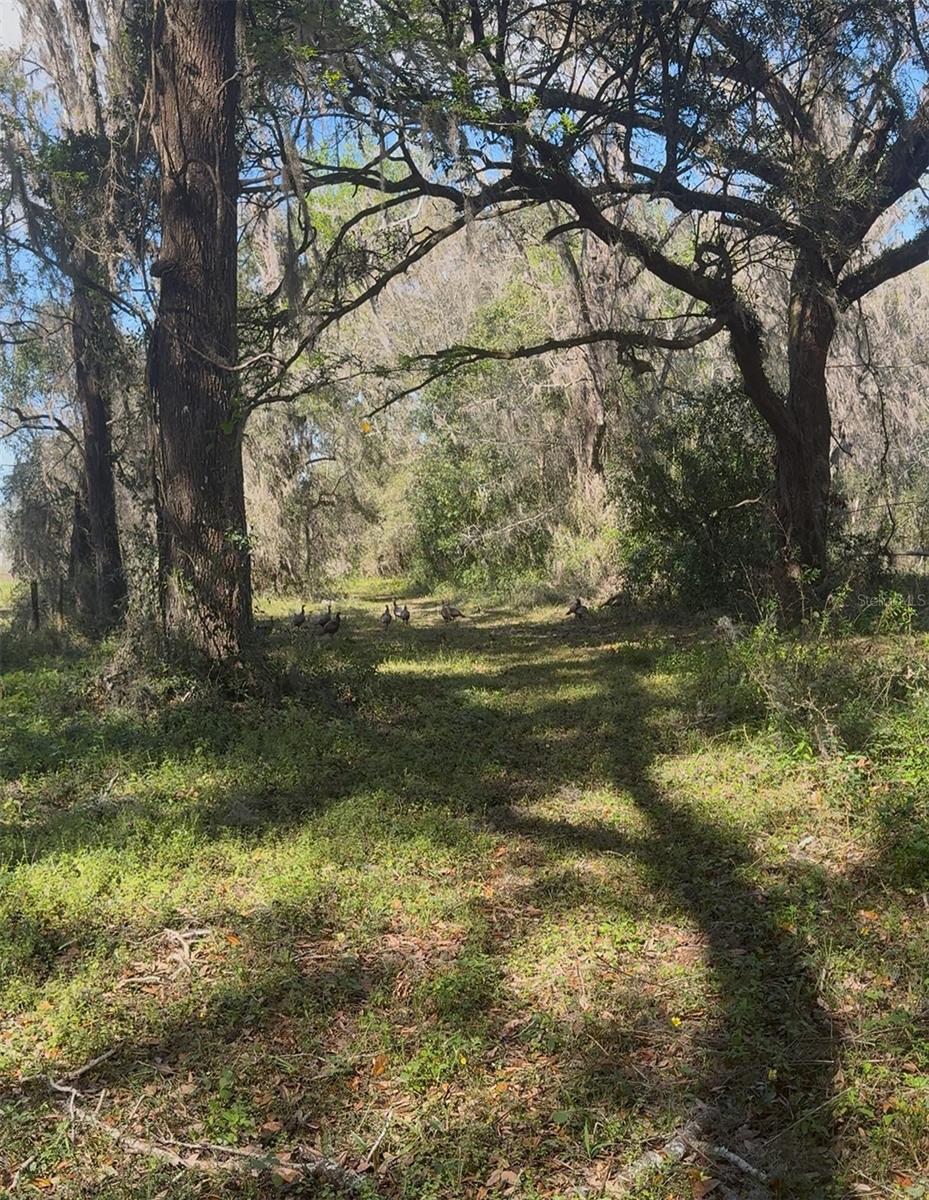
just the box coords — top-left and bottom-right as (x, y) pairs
(320, 611), (341, 637)
(392, 597), (402, 616)
(566, 597), (583, 616)
(573, 602), (589, 619)
(314, 603), (332, 629)
(291, 604), (306, 628)
(380, 604), (392, 630)
(398, 603), (410, 624)
(441, 600), (464, 622)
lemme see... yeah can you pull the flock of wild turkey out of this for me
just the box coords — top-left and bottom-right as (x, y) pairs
(257, 595), (590, 639)
(288, 602), (342, 635)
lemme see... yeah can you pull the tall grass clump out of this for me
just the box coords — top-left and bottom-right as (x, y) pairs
(733, 589), (929, 755)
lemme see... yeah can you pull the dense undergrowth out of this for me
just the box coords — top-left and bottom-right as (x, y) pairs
(1, 589), (928, 1198)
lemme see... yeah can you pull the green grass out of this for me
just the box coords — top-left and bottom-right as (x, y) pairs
(2, 595), (928, 1197)
(0, 575), (16, 625)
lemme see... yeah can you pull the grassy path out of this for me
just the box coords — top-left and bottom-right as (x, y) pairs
(1, 598), (927, 1197)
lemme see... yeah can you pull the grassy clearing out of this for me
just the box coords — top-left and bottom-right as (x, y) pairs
(0, 576), (16, 625)
(1, 592), (928, 1198)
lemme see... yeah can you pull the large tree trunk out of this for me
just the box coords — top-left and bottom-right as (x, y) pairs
(571, 378), (607, 504)
(732, 252), (837, 609)
(773, 422), (831, 583)
(68, 481), (96, 624)
(774, 253), (837, 586)
(556, 232), (611, 505)
(71, 273), (127, 631)
(149, 0), (252, 659)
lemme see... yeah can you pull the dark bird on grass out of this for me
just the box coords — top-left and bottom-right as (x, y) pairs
(380, 605), (392, 630)
(321, 611), (342, 637)
(315, 602), (332, 628)
(398, 603), (410, 624)
(441, 600), (464, 622)
(291, 604), (306, 628)
(566, 597), (584, 616)
(573, 602), (589, 619)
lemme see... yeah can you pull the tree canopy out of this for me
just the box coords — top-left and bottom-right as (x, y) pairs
(3, 1), (929, 651)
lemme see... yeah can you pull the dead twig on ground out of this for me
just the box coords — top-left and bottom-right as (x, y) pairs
(44, 1059), (364, 1193)
(63, 1047), (117, 1081)
(606, 1104), (772, 1197)
(360, 1109), (393, 1170)
(8, 1154), (38, 1192)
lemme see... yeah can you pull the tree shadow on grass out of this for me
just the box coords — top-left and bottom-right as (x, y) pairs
(496, 795), (839, 1192)
(372, 624), (843, 1194)
(3, 614), (845, 1196)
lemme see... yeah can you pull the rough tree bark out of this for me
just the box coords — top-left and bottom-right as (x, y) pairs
(726, 250), (838, 599)
(731, 251), (837, 593)
(774, 253), (837, 585)
(555, 232), (611, 504)
(573, 376), (608, 505)
(71, 269), (127, 630)
(68, 481), (96, 624)
(149, 0), (252, 659)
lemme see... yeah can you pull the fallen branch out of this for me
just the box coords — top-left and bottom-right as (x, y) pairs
(709, 1142), (769, 1183)
(8, 1153), (38, 1192)
(63, 1047), (117, 1082)
(607, 1104), (771, 1197)
(47, 1071), (364, 1193)
(360, 1109), (393, 1170)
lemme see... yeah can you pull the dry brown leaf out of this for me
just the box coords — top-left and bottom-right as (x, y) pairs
(485, 1167), (520, 1190)
(272, 1165), (303, 1184)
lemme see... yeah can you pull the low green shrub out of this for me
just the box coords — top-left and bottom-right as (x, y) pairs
(732, 590), (929, 755)
(0, 623), (87, 673)
(609, 384), (775, 610)
(409, 445), (554, 591)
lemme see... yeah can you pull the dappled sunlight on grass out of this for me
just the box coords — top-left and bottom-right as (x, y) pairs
(2, 598), (929, 1196)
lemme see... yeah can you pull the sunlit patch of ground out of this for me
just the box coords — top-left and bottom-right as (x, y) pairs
(2, 594), (928, 1197)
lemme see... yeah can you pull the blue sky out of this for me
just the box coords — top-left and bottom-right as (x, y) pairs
(0, 1), (20, 484)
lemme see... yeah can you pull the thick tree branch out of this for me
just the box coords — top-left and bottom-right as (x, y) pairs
(703, 16), (814, 142)
(365, 320), (725, 417)
(838, 226), (929, 306)
(725, 305), (794, 441)
(529, 158), (727, 307)
(863, 89), (929, 222)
